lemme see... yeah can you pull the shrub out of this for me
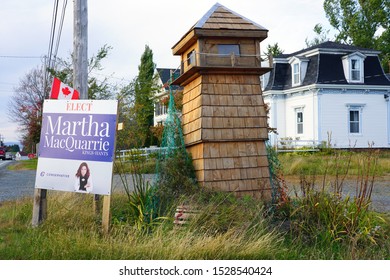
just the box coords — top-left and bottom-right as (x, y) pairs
(154, 148), (199, 214)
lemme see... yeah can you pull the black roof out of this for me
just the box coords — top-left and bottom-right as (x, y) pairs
(156, 68), (182, 91)
(277, 41), (378, 58)
(265, 41), (390, 90)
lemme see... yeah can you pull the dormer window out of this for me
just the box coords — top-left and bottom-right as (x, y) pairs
(342, 52), (366, 83)
(293, 63), (300, 85)
(288, 56), (309, 87)
(351, 59), (361, 81)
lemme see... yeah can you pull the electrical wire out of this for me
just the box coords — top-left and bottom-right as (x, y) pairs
(53, 0), (68, 70)
(44, 0), (69, 98)
(47, 0), (60, 71)
(0, 55), (42, 59)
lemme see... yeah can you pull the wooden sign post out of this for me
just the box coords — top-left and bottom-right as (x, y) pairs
(102, 195), (111, 234)
(31, 189), (47, 227)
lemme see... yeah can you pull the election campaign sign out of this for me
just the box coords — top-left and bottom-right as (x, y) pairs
(35, 100), (118, 195)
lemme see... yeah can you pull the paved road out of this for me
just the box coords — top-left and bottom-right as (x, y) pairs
(0, 161), (154, 203)
(1, 161), (388, 212)
(0, 161), (36, 202)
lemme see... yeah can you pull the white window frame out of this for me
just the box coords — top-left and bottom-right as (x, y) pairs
(346, 104), (365, 135)
(350, 58), (361, 81)
(260, 73), (269, 90)
(342, 52), (366, 84)
(155, 101), (167, 116)
(288, 56), (309, 87)
(348, 108), (361, 134)
(292, 62), (300, 86)
(295, 108), (304, 135)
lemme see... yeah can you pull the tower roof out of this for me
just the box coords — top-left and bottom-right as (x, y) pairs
(194, 2), (267, 31)
(172, 3), (268, 55)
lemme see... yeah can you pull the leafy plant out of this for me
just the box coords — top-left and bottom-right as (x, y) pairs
(154, 149), (198, 214)
(114, 149), (167, 233)
(128, 180), (169, 234)
(279, 148), (388, 257)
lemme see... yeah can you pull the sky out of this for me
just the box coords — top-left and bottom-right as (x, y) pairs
(0, 0), (332, 146)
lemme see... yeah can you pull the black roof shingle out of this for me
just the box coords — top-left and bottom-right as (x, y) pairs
(156, 68), (182, 91)
(265, 41), (390, 90)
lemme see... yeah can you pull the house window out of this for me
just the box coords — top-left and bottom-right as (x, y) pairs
(296, 110), (303, 134)
(260, 74), (269, 90)
(155, 102), (167, 116)
(349, 108), (361, 134)
(217, 44), (240, 56)
(187, 50), (195, 66)
(292, 63), (300, 86)
(351, 59), (360, 81)
(342, 53), (366, 83)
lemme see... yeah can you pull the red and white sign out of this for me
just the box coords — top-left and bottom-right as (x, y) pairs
(50, 77), (80, 100)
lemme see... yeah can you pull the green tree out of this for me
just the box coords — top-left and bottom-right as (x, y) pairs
(305, 23), (331, 47)
(49, 45), (114, 99)
(7, 144), (20, 153)
(324, 0), (390, 72)
(8, 45), (114, 152)
(116, 79), (140, 150)
(133, 45), (158, 147)
(263, 43), (284, 58)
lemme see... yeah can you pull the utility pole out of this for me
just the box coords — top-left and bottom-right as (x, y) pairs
(73, 0), (105, 221)
(73, 0), (88, 99)
(33, 0), (94, 228)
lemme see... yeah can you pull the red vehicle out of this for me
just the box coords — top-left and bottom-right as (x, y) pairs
(0, 147), (13, 160)
(0, 147), (6, 160)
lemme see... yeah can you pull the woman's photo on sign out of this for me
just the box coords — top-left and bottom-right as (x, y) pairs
(74, 162), (93, 193)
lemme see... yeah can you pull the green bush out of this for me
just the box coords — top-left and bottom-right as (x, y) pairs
(282, 190), (389, 258)
(154, 149), (199, 214)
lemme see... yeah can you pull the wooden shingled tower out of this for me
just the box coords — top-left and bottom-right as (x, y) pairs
(171, 3), (272, 199)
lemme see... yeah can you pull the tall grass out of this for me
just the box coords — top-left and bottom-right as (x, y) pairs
(0, 192), (281, 259)
(274, 149), (390, 259)
(1, 188), (387, 259)
(1, 150), (389, 260)
(279, 150), (390, 177)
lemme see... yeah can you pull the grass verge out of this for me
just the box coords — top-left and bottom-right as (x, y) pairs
(6, 159), (38, 171)
(1, 150), (389, 259)
(0, 191), (388, 259)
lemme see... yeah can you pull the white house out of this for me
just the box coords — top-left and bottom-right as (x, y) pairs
(153, 68), (183, 126)
(262, 41), (390, 149)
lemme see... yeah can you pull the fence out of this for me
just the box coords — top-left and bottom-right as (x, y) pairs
(170, 52), (271, 80)
(116, 147), (162, 160)
(275, 139), (321, 153)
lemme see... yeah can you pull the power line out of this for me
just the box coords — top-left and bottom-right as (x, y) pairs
(47, 0), (60, 71)
(53, 0), (68, 68)
(0, 55), (42, 59)
(90, 71), (133, 83)
(44, 0), (68, 98)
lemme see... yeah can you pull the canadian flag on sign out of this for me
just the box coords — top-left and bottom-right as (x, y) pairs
(50, 77), (80, 100)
